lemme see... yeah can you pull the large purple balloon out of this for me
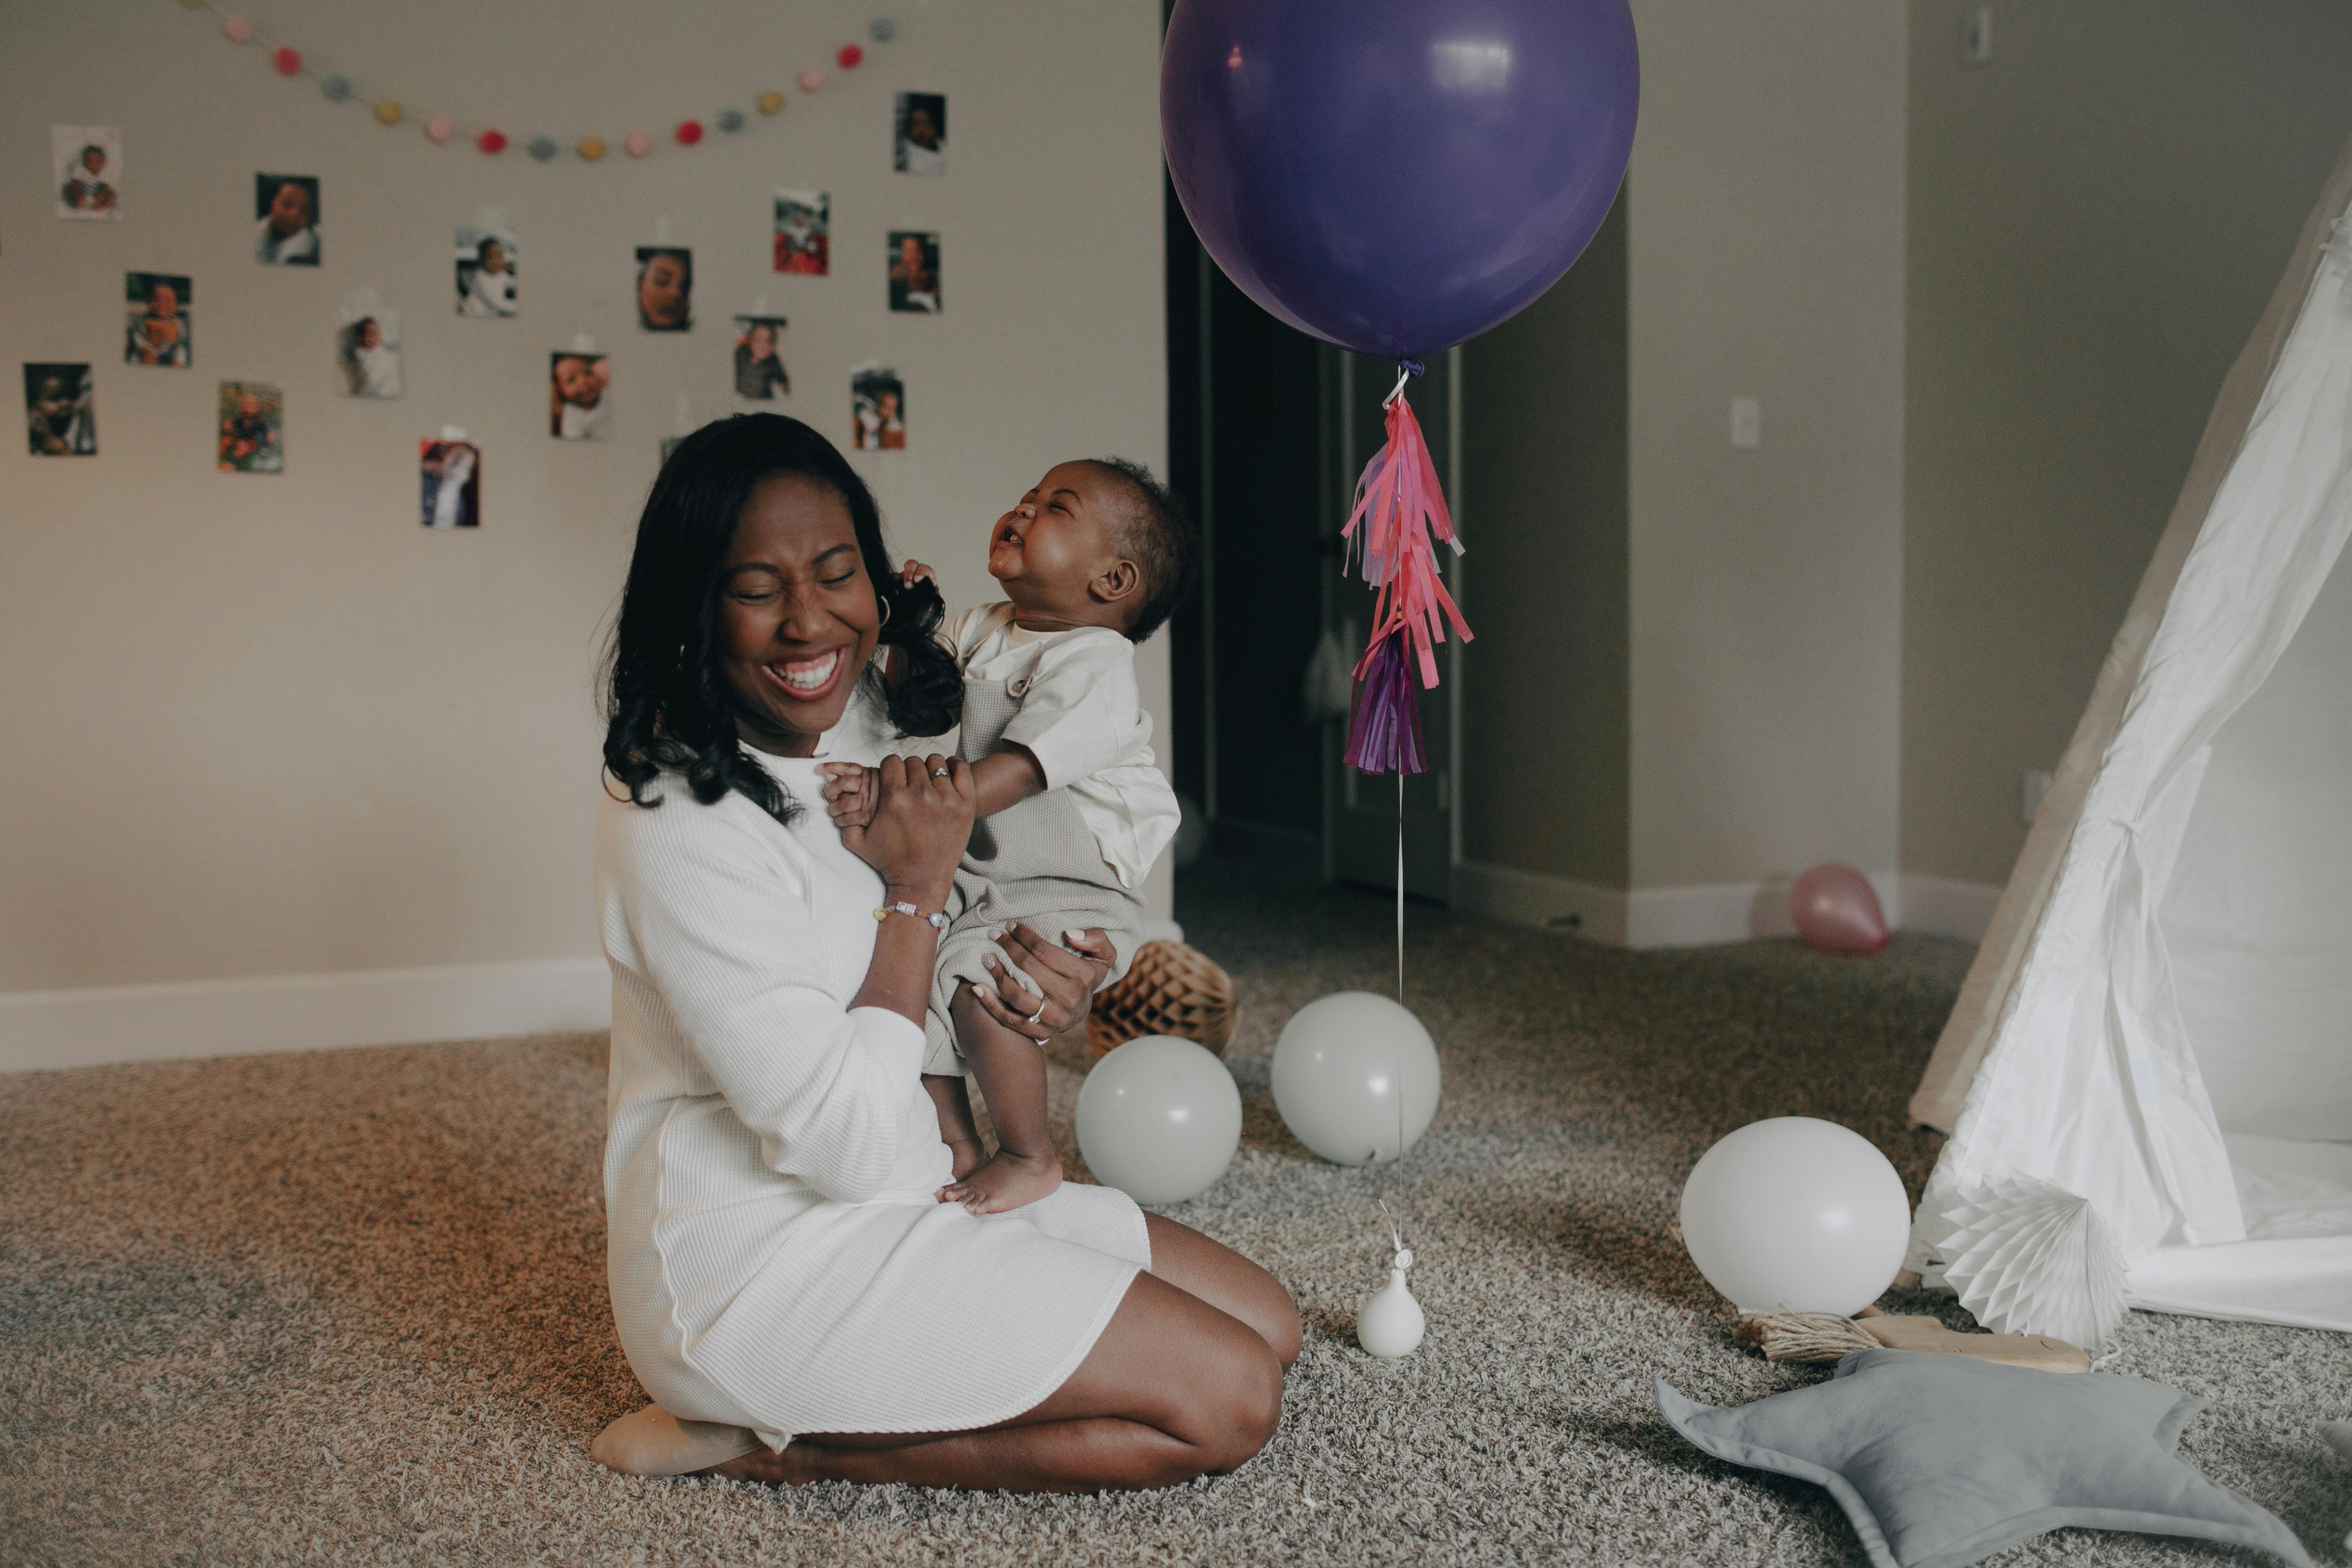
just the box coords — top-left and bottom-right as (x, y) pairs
(1163, 0), (1638, 359)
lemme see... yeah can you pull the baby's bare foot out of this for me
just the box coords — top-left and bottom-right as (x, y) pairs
(941, 1148), (1063, 1215)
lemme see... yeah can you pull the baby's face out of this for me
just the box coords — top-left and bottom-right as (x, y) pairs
(554, 356), (604, 406)
(989, 461), (1124, 615)
(268, 182), (310, 234)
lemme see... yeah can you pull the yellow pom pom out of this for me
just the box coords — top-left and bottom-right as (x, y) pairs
(756, 90), (785, 116)
(577, 136), (606, 162)
(374, 100), (403, 126)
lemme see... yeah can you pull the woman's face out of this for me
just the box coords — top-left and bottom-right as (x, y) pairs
(483, 240), (507, 274)
(268, 182), (310, 234)
(640, 255), (689, 328)
(717, 474), (879, 753)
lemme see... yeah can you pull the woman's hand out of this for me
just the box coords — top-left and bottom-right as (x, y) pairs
(965, 925), (1116, 1041)
(839, 753), (973, 910)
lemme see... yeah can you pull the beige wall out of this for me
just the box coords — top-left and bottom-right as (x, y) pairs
(1625, 0), (1909, 891)
(0, 0), (1168, 997)
(1902, 0), (2352, 885)
(1461, 196), (1630, 889)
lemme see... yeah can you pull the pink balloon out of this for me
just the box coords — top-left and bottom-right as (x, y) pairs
(1789, 864), (1889, 954)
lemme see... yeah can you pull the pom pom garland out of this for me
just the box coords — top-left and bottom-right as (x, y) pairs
(187, 6), (901, 167)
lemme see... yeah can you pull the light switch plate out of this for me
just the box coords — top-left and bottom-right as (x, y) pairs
(1729, 396), (1762, 449)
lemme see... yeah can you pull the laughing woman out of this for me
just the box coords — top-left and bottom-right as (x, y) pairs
(590, 414), (1297, 1491)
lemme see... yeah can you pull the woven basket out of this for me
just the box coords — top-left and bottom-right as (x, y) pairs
(1085, 940), (1239, 1059)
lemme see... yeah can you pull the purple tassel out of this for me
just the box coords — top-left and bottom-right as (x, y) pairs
(1344, 630), (1428, 776)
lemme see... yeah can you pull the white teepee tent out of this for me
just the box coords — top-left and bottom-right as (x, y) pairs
(1908, 136), (2352, 1340)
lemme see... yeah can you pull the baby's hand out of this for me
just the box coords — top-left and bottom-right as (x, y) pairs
(897, 560), (936, 589)
(819, 762), (880, 829)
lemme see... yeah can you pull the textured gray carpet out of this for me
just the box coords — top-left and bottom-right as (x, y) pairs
(4, 855), (2348, 1566)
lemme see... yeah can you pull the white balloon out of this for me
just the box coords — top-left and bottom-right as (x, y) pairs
(1270, 992), (1440, 1166)
(1356, 1266), (1426, 1358)
(1075, 1035), (1242, 1206)
(1677, 1117), (1912, 1316)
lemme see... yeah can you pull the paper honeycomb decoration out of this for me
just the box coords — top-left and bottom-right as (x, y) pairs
(1085, 940), (1239, 1059)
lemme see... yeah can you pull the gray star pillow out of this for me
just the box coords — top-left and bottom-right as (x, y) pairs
(1655, 1348), (2310, 1568)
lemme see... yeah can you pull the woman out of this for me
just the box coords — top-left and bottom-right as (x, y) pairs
(593, 414), (1297, 1491)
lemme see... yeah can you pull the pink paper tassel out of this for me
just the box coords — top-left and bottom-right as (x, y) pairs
(1341, 379), (1472, 775)
(1344, 629), (1427, 775)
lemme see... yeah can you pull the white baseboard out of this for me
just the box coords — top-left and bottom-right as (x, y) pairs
(1451, 861), (1629, 945)
(0, 956), (612, 1075)
(1454, 861), (2002, 949)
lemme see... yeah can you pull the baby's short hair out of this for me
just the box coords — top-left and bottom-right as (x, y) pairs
(1085, 457), (1197, 644)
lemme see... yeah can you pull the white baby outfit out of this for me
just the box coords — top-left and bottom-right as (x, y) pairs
(921, 604), (1179, 1074)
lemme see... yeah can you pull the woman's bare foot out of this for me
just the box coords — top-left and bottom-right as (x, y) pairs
(943, 1135), (986, 1182)
(940, 1148), (1063, 1214)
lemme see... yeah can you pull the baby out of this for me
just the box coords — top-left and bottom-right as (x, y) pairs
(551, 354), (609, 441)
(821, 459), (1196, 1213)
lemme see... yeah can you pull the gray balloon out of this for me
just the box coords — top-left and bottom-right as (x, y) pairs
(1271, 992), (1440, 1165)
(1076, 1035), (1241, 1205)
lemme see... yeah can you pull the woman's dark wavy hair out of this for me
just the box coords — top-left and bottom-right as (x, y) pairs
(601, 413), (961, 824)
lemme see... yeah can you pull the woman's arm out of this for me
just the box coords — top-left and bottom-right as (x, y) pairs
(609, 756), (973, 1203)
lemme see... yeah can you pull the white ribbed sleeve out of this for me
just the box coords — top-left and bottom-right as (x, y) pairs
(602, 791), (926, 1205)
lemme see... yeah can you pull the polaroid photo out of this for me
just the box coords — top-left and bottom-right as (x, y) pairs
(124, 273), (193, 367)
(256, 174), (321, 265)
(421, 438), (481, 528)
(851, 363), (905, 451)
(636, 247), (693, 331)
(551, 351), (611, 440)
(733, 317), (791, 400)
(455, 225), (518, 317)
(337, 304), (403, 399)
(893, 93), (946, 176)
(773, 189), (831, 275)
(887, 231), (941, 314)
(24, 364), (96, 456)
(217, 382), (284, 473)
(54, 126), (121, 220)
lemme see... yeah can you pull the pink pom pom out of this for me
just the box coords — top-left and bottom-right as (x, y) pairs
(271, 45), (301, 75)
(624, 132), (652, 159)
(423, 117), (455, 144)
(798, 68), (825, 92)
(220, 14), (253, 43)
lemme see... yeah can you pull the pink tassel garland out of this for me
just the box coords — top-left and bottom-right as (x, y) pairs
(1340, 384), (1472, 775)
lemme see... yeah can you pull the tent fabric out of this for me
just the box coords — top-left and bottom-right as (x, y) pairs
(1909, 135), (2352, 1335)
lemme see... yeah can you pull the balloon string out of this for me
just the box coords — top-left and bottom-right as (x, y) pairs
(1396, 772), (1406, 1008)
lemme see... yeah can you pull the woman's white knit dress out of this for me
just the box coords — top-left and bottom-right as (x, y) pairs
(595, 698), (1150, 1449)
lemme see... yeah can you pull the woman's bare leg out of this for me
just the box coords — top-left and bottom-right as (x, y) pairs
(707, 1270), (1282, 1492)
(1140, 1213), (1302, 1366)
